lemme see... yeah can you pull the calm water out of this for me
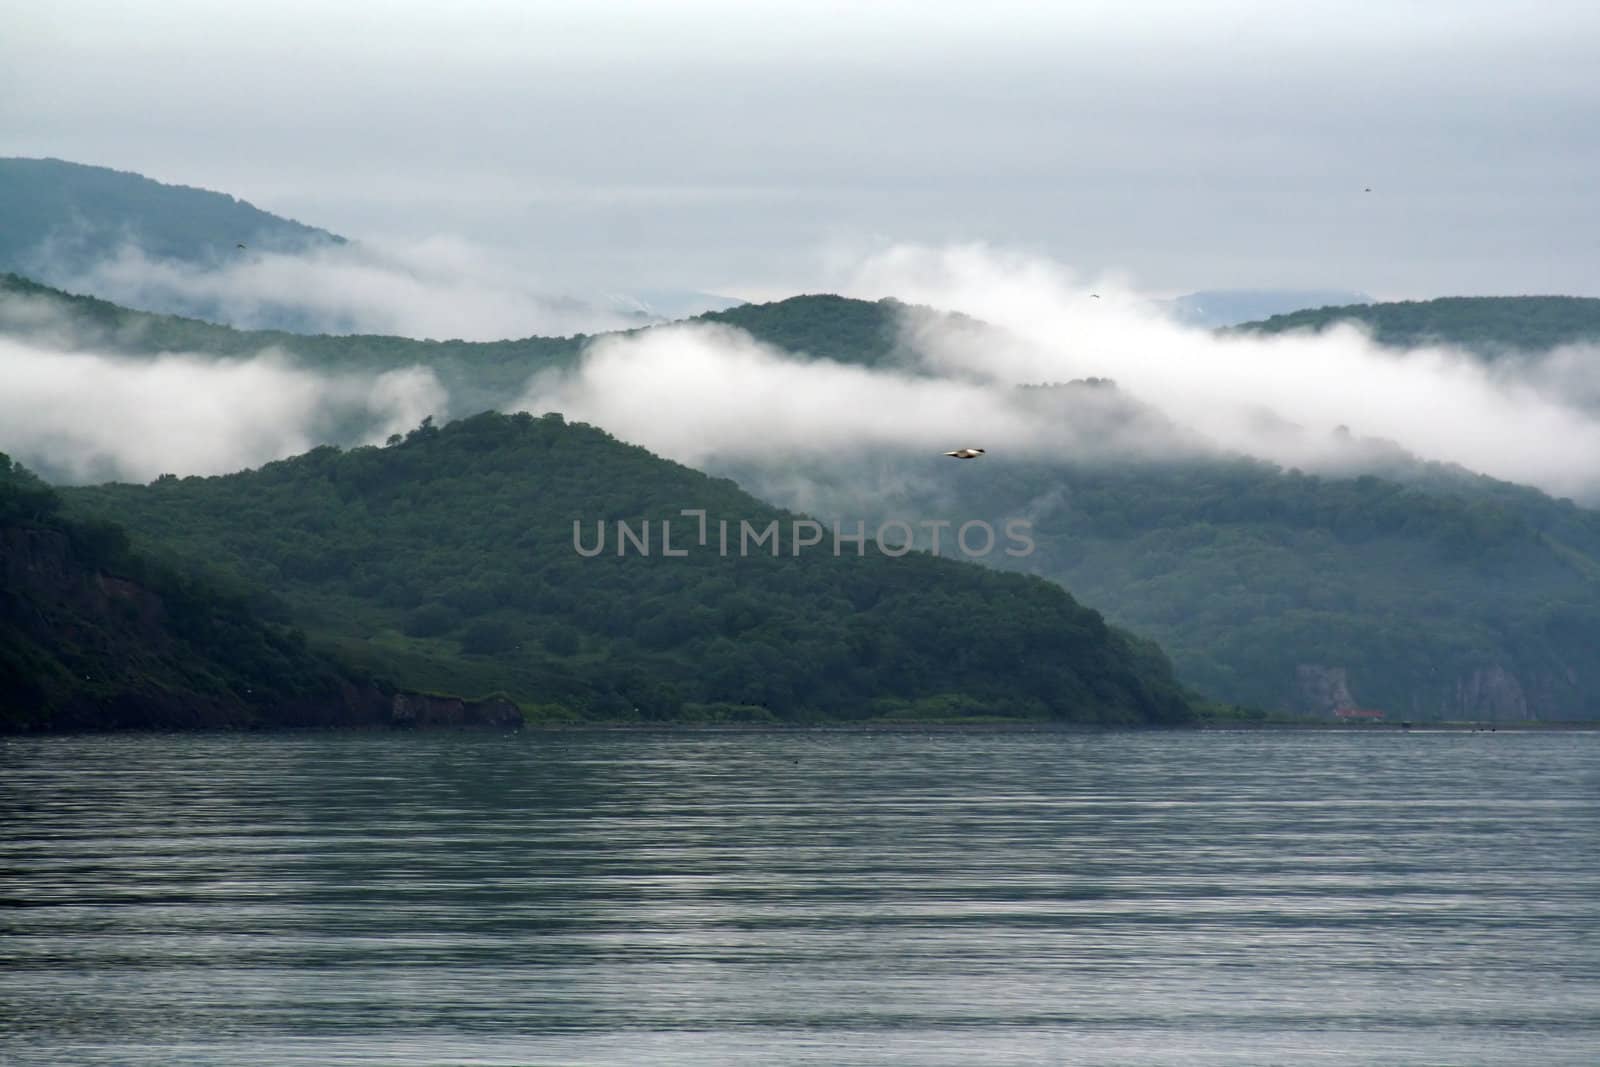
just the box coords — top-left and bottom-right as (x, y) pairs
(2, 728), (1597, 1066)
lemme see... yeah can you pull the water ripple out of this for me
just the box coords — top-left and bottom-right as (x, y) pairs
(2, 729), (1597, 1065)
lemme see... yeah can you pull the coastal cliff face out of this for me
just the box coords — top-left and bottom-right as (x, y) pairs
(1293, 659), (1583, 722)
(1294, 665), (1355, 716)
(1448, 666), (1533, 722)
(1, 523), (520, 732)
(389, 692), (523, 728)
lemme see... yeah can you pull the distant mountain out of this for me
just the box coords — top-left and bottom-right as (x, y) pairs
(0, 276), (951, 441)
(696, 297), (1600, 720)
(0, 157), (343, 280)
(618, 289), (746, 320)
(1161, 289), (1373, 328)
(0, 159), (750, 337)
(1231, 296), (1600, 355)
(0, 269), (590, 437)
(632, 297), (1600, 721)
(62, 412), (1196, 726)
(733, 429), (1600, 722)
(12, 281), (1600, 720)
(701, 293), (920, 367)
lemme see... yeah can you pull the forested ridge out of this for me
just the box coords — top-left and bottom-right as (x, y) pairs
(1231, 295), (1600, 354)
(0, 157), (341, 278)
(13, 275), (1600, 720)
(780, 443), (1600, 719)
(64, 412), (1196, 726)
(0, 453), (377, 730)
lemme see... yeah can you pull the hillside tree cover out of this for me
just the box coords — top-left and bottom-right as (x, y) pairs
(64, 412), (1196, 726)
(0, 453), (371, 730)
(754, 443), (1600, 720)
(1231, 296), (1600, 355)
(14, 280), (1600, 720)
(0, 157), (341, 280)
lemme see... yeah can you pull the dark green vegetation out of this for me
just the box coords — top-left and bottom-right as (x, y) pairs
(0, 270), (585, 421)
(0, 453), (386, 731)
(0, 157), (340, 279)
(0, 268), (909, 391)
(64, 413), (1195, 726)
(696, 298), (1600, 720)
(11, 275), (1600, 721)
(773, 437), (1600, 720)
(1233, 295), (1600, 355)
(0, 275), (944, 423)
(703, 294), (919, 368)
(1162, 289), (1372, 328)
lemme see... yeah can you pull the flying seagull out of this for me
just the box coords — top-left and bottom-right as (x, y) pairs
(236, 242), (247, 249)
(944, 447), (985, 459)
(1089, 293), (1101, 299)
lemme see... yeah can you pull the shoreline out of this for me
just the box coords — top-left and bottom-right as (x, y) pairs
(8, 717), (1600, 738)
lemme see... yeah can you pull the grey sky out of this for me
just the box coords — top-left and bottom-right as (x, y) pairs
(4, 0), (1597, 300)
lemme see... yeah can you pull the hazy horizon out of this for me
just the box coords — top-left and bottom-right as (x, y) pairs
(7, 1), (1600, 498)
(6, 1), (1598, 303)
(9, 241), (1600, 508)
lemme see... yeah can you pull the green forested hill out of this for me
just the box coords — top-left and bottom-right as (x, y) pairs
(0, 275), (942, 421)
(702, 294), (909, 366)
(717, 290), (1600, 364)
(63, 412), (1195, 726)
(0, 453), (383, 731)
(14, 278), (1600, 719)
(1232, 296), (1600, 354)
(750, 437), (1600, 721)
(18, 275), (1600, 413)
(0, 274), (919, 367)
(0, 270), (588, 416)
(0, 157), (342, 278)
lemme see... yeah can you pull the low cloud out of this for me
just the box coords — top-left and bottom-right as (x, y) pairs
(839, 244), (1600, 497)
(54, 237), (650, 341)
(522, 322), (1040, 466)
(0, 336), (444, 484)
(9, 241), (1600, 505)
(520, 243), (1600, 502)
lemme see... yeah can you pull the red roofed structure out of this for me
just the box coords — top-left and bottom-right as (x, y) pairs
(1334, 708), (1386, 720)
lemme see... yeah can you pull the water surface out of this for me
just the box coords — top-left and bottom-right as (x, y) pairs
(3, 728), (1597, 1065)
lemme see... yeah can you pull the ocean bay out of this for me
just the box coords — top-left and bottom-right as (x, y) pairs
(3, 728), (1597, 1066)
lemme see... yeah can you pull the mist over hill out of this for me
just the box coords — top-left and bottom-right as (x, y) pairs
(1161, 289), (1373, 328)
(9, 254), (1600, 720)
(0, 277), (965, 483)
(0, 159), (740, 337)
(716, 435), (1600, 721)
(63, 412), (1195, 726)
(0, 157), (341, 279)
(1232, 295), (1600, 356)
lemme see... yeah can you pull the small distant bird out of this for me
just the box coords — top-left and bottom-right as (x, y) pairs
(1089, 293), (1101, 299)
(236, 242), (247, 249)
(1363, 187), (1371, 193)
(944, 447), (985, 459)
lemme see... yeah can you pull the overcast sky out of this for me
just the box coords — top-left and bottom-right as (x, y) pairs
(4, 0), (1597, 301)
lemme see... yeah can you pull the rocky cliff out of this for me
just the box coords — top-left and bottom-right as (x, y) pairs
(1293, 659), (1583, 722)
